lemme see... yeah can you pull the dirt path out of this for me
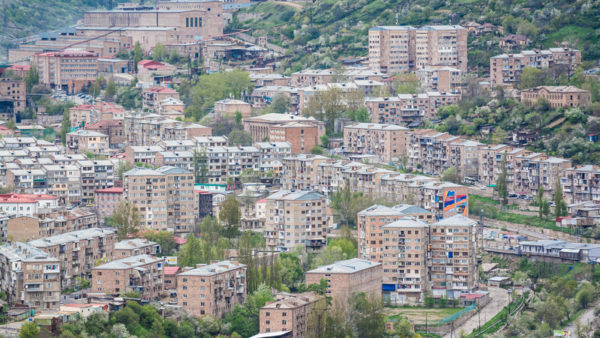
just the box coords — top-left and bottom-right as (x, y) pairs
(563, 298), (600, 337)
(273, 0), (303, 10)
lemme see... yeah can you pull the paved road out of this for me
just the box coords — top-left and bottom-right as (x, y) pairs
(443, 287), (509, 338)
(564, 298), (600, 337)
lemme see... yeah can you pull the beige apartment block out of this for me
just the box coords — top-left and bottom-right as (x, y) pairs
(366, 92), (460, 125)
(28, 228), (115, 289)
(415, 66), (462, 93)
(269, 122), (320, 154)
(562, 165), (600, 204)
(0, 242), (61, 311)
(177, 261), (246, 318)
(66, 130), (109, 155)
(265, 190), (330, 251)
(0, 79), (26, 116)
(114, 238), (160, 258)
(92, 255), (164, 299)
(259, 292), (326, 338)
(343, 123), (409, 162)
(429, 215), (477, 299)
(305, 258), (382, 308)
(382, 217), (429, 303)
(213, 99), (252, 119)
(490, 48), (581, 87)
(123, 166), (196, 233)
(280, 154), (329, 191)
(124, 113), (211, 146)
(243, 113), (325, 143)
(142, 87), (180, 111)
(369, 25), (468, 74)
(521, 86), (591, 108)
(6, 207), (98, 242)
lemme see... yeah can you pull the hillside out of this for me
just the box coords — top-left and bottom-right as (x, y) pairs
(232, 0), (600, 73)
(0, 0), (128, 58)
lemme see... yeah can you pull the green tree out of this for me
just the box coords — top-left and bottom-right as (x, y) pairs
(24, 64), (39, 92)
(84, 312), (108, 337)
(105, 78), (117, 100)
(491, 127), (508, 144)
(442, 167), (460, 183)
(279, 252), (304, 291)
(271, 94), (290, 114)
(144, 231), (177, 256)
(19, 321), (40, 338)
(59, 108), (71, 145)
(519, 67), (549, 90)
(133, 42), (143, 72)
(320, 134), (329, 148)
(178, 232), (203, 267)
(537, 186), (544, 218)
(310, 145), (324, 154)
(388, 316), (415, 338)
(348, 292), (385, 338)
(112, 201), (141, 240)
(117, 161), (134, 180)
(152, 43), (168, 62)
(393, 73), (420, 94)
(542, 199), (550, 219)
(576, 283), (593, 310)
(219, 194), (241, 229)
(224, 284), (274, 337)
(496, 152), (508, 205)
(553, 179), (567, 218)
(228, 129), (253, 146)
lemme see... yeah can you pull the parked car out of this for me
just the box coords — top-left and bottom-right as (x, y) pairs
(508, 194), (518, 199)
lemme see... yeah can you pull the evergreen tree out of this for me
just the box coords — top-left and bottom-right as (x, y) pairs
(496, 152), (508, 205)
(554, 180), (568, 218)
(537, 186), (544, 218)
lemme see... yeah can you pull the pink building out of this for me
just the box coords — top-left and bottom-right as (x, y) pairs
(94, 187), (123, 219)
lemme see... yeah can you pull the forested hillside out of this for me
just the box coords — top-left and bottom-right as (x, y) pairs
(230, 0), (600, 72)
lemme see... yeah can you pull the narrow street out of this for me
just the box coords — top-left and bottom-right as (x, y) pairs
(443, 287), (509, 338)
(563, 298), (600, 336)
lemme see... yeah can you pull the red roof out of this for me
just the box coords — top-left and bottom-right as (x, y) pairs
(164, 266), (181, 276)
(0, 193), (58, 201)
(0, 126), (9, 130)
(94, 187), (123, 194)
(36, 50), (98, 57)
(7, 65), (30, 71)
(174, 237), (187, 245)
(461, 293), (486, 299)
(256, 198), (267, 203)
(138, 60), (170, 70)
(145, 86), (177, 94)
(0, 197), (37, 204)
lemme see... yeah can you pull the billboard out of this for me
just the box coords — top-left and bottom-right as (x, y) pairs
(443, 190), (468, 216)
(165, 256), (178, 266)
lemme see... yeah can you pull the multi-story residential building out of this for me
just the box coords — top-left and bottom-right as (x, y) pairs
(243, 113), (326, 143)
(197, 146), (260, 184)
(177, 261), (246, 318)
(124, 113), (211, 146)
(429, 215), (477, 299)
(305, 258), (382, 308)
(0, 193), (56, 217)
(84, 120), (125, 150)
(6, 207), (98, 242)
(214, 99), (252, 119)
(259, 292), (326, 338)
(562, 165), (600, 204)
(405, 129), (461, 175)
(194, 136), (228, 149)
(366, 92), (460, 125)
(490, 48), (581, 87)
(155, 151), (194, 170)
(6, 169), (48, 195)
(142, 87), (180, 111)
(343, 123), (409, 162)
(92, 255), (164, 299)
(369, 25), (468, 74)
(265, 190), (330, 251)
(358, 205), (407, 263)
(76, 159), (115, 204)
(123, 166), (196, 233)
(521, 86), (591, 108)
(255, 142), (292, 173)
(415, 66), (462, 93)
(0, 242), (61, 311)
(94, 187), (123, 219)
(297, 82), (363, 112)
(66, 130), (109, 155)
(382, 217), (429, 303)
(0, 78), (26, 117)
(42, 164), (82, 204)
(269, 122), (320, 154)
(124, 145), (165, 166)
(28, 228), (115, 289)
(158, 140), (195, 152)
(34, 49), (99, 93)
(250, 86), (299, 111)
(114, 238), (160, 258)
(70, 102), (125, 128)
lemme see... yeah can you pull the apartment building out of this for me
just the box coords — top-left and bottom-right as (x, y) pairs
(124, 146), (164, 166)
(255, 142), (292, 173)
(70, 102), (125, 128)
(92, 255), (164, 299)
(6, 207), (98, 242)
(197, 146), (260, 184)
(142, 87), (180, 111)
(269, 122), (320, 154)
(66, 130), (109, 155)
(177, 261), (246, 318)
(280, 154), (329, 192)
(259, 292), (326, 338)
(123, 166), (196, 233)
(366, 92), (460, 125)
(28, 228), (115, 289)
(34, 49), (99, 93)
(250, 86), (299, 111)
(369, 25), (468, 74)
(415, 66), (462, 93)
(214, 99), (252, 119)
(114, 238), (161, 258)
(6, 169), (48, 195)
(429, 215), (477, 299)
(490, 48), (581, 87)
(562, 165), (600, 204)
(94, 187), (123, 219)
(343, 123), (409, 162)
(265, 190), (330, 251)
(405, 129), (461, 174)
(76, 159), (115, 204)
(305, 258), (382, 308)
(155, 151), (194, 170)
(243, 113), (325, 143)
(0, 78), (26, 116)
(521, 86), (591, 108)
(159, 140), (195, 152)
(42, 164), (82, 204)
(84, 120), (125, 150)
(0, 242), (61, 311)
(195, 136), (228, 149)
(382, 217), (429, 303)
(124, 113), (211, 146)
(297, 82), (362, 112)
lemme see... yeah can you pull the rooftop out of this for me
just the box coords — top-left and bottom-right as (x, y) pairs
(93, 254), (162, 270)
(266, 190), (325, 201)
(306, 258), (381, 274)
(28, 228), (115, 248)
(178, 260), (245, 276)
(114, 238), (157, 250)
